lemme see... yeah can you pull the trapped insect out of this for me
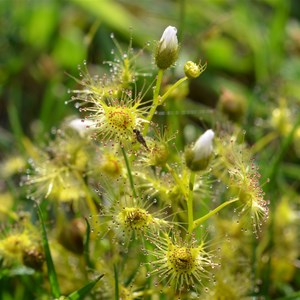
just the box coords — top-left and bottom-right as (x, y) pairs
(133, 129), (149, 150)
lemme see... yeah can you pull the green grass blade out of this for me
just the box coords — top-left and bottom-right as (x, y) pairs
(114, 264), (119, 300)
(7, 99), (25, 153)
(37, 204), (60, 298)
(69, 0), (148, 45)
(277, 292), (300, 300)
(67, 274), (104, 300)
(83, 218), (93, 269)
(265, 114), (300, 192)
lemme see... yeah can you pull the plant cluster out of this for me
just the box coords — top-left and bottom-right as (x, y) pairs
(1, 23), (298, 300)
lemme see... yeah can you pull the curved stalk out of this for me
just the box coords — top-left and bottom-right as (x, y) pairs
(193, 198), (239, 230)
(143, 73), (188, 136)
(160, 76), (188, 104)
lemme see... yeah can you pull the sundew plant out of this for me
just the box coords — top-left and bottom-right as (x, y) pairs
(2, 25), (274, 299)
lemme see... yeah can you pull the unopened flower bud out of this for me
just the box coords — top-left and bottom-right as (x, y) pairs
(270, 98), (292, 135)
(185, 129), (215, 171)
(218, 88), (246, 122)
(58, 218), (86, 254)
(68, 118), (97, 137)
(22, 247), (45, 271)
(184, 61), (207, 78)
(155, 26), (179, 69)
(100, 153), (123, 177)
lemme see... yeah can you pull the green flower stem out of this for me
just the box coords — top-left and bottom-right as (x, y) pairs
(193, 198), (239, 230)
(160, 76), (188, 104)
(143, 69), (164, 135)
(153, 69), (164, 102)
(187, 171), (196, 233)
(121, 147), (137, 198)
(144, 73), (188, 136)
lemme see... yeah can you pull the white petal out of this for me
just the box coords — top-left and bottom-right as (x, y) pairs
(68, 118), (96, 136)
(193, 129), (215, 161)
(160, 26), (178, 51)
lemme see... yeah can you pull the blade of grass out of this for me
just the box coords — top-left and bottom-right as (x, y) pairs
(70, 0), (148, 46)
(37, 204), (60, 298)
(67, 274), (104, 300)
(276, 292), (300, 300)
(264, 114), (300, 200)
(114, 264), (119, 300)
(83, 218), (93, 269)
(7, 97), (25, 153)
(282, 163), (300, 181)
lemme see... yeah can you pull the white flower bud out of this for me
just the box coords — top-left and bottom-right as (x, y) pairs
(185, 129), (215, 171)
(160, 26), (178, 52)
(155, 26), (179, 69)
(193, 129), (214, 161)
(68, 118), (96, 137)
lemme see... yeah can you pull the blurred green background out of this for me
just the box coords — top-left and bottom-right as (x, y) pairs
(1, 0), (299, 140)
(1, 0), (300, 299)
